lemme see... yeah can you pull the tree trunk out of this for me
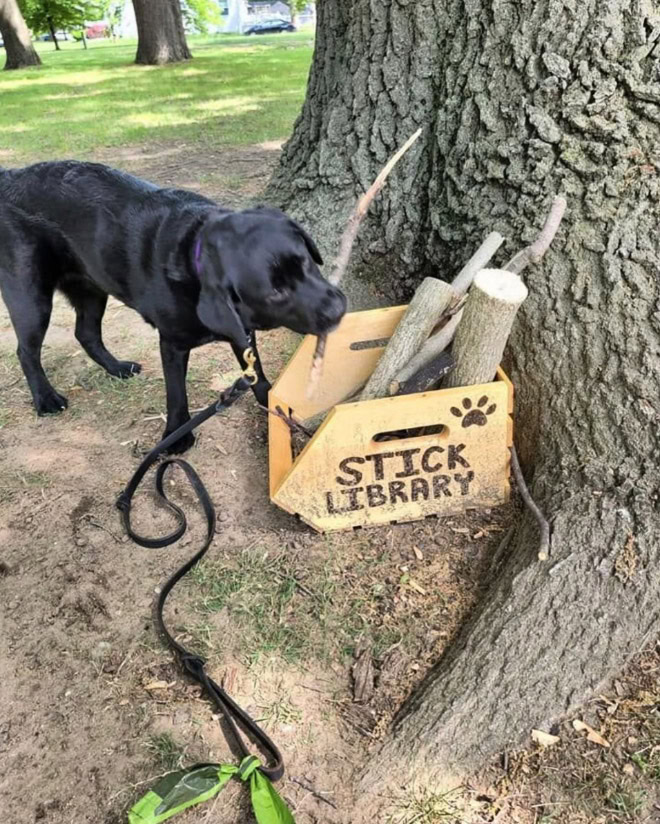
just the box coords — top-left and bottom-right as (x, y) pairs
(0, 0), (41, 69)
(132, 0), (191, 66)
(269, 0), (660, 803)
(47, 17), (59, 50)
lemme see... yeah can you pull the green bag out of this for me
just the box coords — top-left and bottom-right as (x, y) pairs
(128, 756), (295, 824)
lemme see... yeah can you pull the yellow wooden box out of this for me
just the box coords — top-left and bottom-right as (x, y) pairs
(268, 306), (513, 532)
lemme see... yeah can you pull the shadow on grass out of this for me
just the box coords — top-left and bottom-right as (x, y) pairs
(0, 35), (313, 163)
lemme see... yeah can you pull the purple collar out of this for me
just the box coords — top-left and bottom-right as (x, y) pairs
(193, 236), (203, 275)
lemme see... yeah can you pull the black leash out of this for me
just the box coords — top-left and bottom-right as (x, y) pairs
(116, 367), (285, 782)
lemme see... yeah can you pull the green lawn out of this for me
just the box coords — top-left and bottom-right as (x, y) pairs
(0, 32), (314, 164)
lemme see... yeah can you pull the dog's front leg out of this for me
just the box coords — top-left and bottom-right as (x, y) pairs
(231, 332), (271, 407)
(159, 337), (195, 454)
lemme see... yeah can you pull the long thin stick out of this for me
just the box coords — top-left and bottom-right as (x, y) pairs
(504, 196), (567, 275)
(509, 446), (551, 561)
(307, 128), (423, 398)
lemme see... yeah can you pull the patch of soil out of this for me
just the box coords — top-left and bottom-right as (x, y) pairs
(1, 143), (516, 824)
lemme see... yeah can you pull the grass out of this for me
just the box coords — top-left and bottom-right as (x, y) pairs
(0, 32), (314, 164)
(146, 733), (187, 772)
(386, 788), (462, 824)
(188, 540), (412, 666)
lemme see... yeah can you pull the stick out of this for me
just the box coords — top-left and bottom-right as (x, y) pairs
(291, 778), (338, 810)
(509, 446), (551, 561)
(504, 196), (567, 275)
(307, 128), (423, 398)
(444, 268), (528, 388)
(451, 231), (505, 296)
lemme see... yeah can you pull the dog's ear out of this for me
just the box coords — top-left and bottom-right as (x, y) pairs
(288, 217), (324, 266)
(249, 205), (324, 266)
(195, 240), (251, 350)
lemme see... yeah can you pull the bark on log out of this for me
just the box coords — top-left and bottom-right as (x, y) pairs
(360, 278), (455, 401)
(390, 311), (463, 390)
(389, 350), (455, 396)
(444, 269), (528, 388)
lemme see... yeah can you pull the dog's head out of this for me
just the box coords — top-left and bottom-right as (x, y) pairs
(193, 208), (347, 345)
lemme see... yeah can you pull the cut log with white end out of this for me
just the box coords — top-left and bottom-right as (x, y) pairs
(359, 278), (456, 401)
(444, 268), (528, 388)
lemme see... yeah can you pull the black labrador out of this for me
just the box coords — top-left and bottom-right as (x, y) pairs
(0, 161), (346, 452)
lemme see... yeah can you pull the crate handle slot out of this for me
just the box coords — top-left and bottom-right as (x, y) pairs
(373, 423), (449, 443)
(349, 337), (391, 351)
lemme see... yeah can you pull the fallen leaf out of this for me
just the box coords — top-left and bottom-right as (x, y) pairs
(623, 763), (635, 776)
(407, 579), (427, 595)
(144, 680), (170, 691)
(531, 729), (560, 748)
(413, 546), (424, 561)
(573, 719), (610, 748)
(473, 531), (485, 539)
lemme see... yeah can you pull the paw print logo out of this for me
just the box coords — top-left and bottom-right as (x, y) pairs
(450, 396), (497, 428)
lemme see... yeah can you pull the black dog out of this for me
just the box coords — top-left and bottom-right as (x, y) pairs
(0, 161), (346, 452)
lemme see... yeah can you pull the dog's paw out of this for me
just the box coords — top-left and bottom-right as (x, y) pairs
(111, 361), (142, 379)
(160, 430), (196, 455)
(252, 379), (271, 408)
(35, 389), (69, 415)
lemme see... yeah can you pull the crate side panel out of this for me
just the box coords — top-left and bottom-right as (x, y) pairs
(274, 380), (511, 531)
(270, 306), (408, 419)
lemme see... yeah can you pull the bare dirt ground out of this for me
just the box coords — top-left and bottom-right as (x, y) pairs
(2, 145), (659, 824)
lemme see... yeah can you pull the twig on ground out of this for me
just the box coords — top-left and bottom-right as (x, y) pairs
(489, 526), (516, 574)
(505, 196), (567, 275)
(78, 513), (123, 543)
(271, 568), (319, 601)
(25, 491), (66, 516)
(0, 376), (22, 391)
(509, 446), (551, 561)
(258, 403), (312, 438)
(307, 128), (423, 398)
(291, 777), (338, 810)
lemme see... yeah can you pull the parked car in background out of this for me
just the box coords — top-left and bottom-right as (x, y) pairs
(244, 18), (296, 35)
(39, 31), (70, 41)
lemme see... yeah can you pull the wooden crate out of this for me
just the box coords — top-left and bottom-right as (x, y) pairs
(269, 306), (513, 532)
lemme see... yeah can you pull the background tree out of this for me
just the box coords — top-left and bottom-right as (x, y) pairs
(132, 0), (191, 65)
(0, 0), (41, 68)
(283, 0), (307, 27)
(180, 0), (220, 35)
(98, 0), (122, 39)
(268, 0), (660, 801)
(19, 0), (102, 50)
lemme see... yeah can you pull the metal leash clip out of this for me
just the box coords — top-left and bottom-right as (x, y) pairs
(242, 347), (258, 386)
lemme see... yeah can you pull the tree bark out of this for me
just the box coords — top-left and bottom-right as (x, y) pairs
(269, 0), (660, 804)
(132, 0), (191, 66)
(0, 0), (41, 70)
